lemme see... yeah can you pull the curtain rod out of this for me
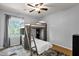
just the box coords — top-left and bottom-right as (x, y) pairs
(5, 14), (24, 19)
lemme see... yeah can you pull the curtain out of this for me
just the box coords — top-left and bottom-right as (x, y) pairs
(24, 27), (30, 50)
(3, 14), (11, 48)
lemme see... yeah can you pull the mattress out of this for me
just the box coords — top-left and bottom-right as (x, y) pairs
(31, 38), (52, 54)
(21, 35), (52, 54)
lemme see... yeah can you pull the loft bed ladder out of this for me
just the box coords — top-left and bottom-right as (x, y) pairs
(24, 23), (47, 56)
(31, 34), (38, 55)
(25, 25), (38, 56)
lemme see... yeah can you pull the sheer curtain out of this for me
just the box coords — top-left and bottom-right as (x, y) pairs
(3, 14), (11, 48)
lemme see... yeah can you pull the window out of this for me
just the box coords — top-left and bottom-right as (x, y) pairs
(8, 16), (24, 46)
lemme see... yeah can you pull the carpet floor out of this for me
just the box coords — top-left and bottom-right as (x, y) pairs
(0, 45), (65, 56)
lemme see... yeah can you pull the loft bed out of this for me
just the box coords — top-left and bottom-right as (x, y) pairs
(20, 22), (52, 56)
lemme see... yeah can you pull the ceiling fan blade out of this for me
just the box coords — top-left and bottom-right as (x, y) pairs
(35, 3), (43, 6)
(35, 4), (39, 6)
(29, 9), (35, 12)
(39, 3), (43, 6)
(38, 11), (41, 14)
(27, 4), (34, 7)
(40, 8), (48, 11)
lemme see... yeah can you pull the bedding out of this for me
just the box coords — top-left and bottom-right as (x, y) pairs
(31, 38), (52, 54)
(21, 35), (52, 55)
(0, 37), (52, 56)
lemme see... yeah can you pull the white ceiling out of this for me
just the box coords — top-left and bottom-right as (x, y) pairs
(0, 3), (78, 18)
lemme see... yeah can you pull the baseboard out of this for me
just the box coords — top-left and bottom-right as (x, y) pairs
(52, 44), (72, 56)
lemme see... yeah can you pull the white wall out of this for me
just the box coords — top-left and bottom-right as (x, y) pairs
(42, 5), (79, 49)
(0, 10), (39, 48)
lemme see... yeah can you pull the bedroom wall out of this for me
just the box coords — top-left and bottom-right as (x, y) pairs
(42, 5), (79, 50)
(0, 10), (39, 48)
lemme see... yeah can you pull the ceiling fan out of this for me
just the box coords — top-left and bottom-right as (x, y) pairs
(26, 3), (48, 14)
